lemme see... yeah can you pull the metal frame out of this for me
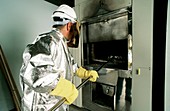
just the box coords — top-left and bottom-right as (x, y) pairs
(0, 45), (21, 111)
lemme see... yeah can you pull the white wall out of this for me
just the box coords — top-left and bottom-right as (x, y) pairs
(165, 1), (170, 111)
(0, 0), (57, 108)
(132, 0), (153, 111)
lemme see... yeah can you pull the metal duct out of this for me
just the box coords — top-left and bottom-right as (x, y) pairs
(79, 0), (100, 20)
(79, 0), (131, 20)
(101, 0), (131, 11)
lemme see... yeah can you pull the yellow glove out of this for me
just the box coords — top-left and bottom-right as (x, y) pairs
(50, 78), (78, 105)
(76, 67), (99, 82)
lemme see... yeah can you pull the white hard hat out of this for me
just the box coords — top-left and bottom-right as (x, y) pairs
(52, 4), (77, 25)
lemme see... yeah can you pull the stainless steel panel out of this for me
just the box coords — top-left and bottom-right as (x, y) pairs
(82, 68), (118, 111)
(97, 68), (118, 86)
(83, 83), (115, 111)
(78, 0), (131, 20)
(87, 14), (128, 42)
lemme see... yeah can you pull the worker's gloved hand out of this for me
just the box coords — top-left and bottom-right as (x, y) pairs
(50, 78), (78, 105)
(76, 67), (99, 82)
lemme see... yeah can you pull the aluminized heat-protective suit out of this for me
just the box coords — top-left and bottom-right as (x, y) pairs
(19, 29), (78, 111)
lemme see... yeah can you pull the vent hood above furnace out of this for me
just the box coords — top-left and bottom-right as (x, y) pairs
(83, 10), (129, 42)
(79, 0), (131, 20)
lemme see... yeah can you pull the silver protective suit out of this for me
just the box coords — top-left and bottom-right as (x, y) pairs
(19, 29), (78, 111)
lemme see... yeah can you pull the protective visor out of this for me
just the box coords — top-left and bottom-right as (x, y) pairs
(67, 21), (81, 48)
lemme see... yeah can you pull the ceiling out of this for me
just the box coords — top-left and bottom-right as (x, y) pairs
(44, 0), (75, 7)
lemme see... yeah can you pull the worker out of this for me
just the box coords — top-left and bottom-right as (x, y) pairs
(19, 4), (99, 111)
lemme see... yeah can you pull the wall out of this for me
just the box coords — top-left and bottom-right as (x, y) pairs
(165, 0), (170, 111)
(132, 0), (153, 111)
(0, 70), (15, 110)
(0, 0), (57, 109)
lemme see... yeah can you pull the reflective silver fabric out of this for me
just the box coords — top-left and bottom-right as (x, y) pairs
(19, 29), (78, 111)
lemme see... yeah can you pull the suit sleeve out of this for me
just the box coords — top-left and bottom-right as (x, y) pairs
(20, 36), (62, 93)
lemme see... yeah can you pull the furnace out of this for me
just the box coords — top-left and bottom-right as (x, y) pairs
(80, 0), (132, 110)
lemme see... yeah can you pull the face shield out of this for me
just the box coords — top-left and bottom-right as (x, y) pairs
(67, 21), (81, 48)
